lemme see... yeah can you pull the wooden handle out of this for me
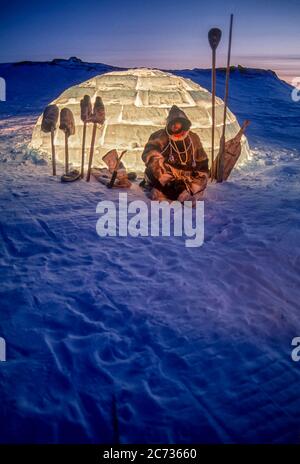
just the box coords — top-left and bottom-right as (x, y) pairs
(217, 14), (234, 183)
(51, 129), (56, 176)
(65, 132), (69, 175)
(108, 150), (127, 189)
(81, 122), (87, 178)
(211, 49), (217, 181)
(86, 123), (97, 182)
(235, 120), (250, 141)
(115, 150), (127, 170)
(107, 171), (118, 189)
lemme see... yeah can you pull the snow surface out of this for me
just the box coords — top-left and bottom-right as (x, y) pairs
(0, 59), (300, 444)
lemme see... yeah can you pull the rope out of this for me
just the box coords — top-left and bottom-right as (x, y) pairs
(164, 128), (196, 167)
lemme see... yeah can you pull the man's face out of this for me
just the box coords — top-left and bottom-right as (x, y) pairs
(171, 122), (182, 133)
(170, 121), (188, 140)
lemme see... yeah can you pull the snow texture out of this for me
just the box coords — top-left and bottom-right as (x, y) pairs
(0, 59), (300, 444)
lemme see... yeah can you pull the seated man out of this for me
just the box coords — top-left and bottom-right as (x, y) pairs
(142, 105), (209, 203)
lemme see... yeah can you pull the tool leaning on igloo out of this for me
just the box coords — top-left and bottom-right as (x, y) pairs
(59, 107), (81, 182)
(41, 104), (59, 176)
(40, 93), (138, 186)
(86, 96), (106, 182)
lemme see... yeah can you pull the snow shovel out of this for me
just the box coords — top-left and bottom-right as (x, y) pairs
(208, 27), (222, 181)
(217, 14), (234, 183)
(80, 95), (92, 178)
(59, 108), (79, 182)
(86, 96), (105, 182)
(41, 104), (59, 176)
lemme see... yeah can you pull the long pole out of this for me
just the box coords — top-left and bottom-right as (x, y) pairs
(217, 14), (234, 182)
(208, 28), (222, 181)
(50, 129), (56, 176)
(211, 48), (217, 180)
(65, 132), (69, 175)
(86, 123), (97, 182)
(81, 122), (87, 178)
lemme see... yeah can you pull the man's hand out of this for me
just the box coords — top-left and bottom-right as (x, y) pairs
(148, 153), (172, 186)
(144, 150), (162, 166)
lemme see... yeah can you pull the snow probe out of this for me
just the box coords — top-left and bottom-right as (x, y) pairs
(80, 95), (92, 178)
(86, 96), (105, 182)
(216, 14), (234, 182)
(107, 150), (127, 189)
(59, 107), (75, 175)
(41, 104), (59, 176)
(208, 27), (222, 181)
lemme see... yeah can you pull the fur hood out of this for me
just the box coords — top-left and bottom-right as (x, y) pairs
(166, 105), (192, 134)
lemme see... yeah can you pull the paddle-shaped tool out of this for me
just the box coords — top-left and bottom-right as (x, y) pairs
(59, 108), (75, 175)
(208, 27), (222, 181)
(80, 95), (92, 178)
(86, 97), (105, 182)
(41, 104), (59, 176)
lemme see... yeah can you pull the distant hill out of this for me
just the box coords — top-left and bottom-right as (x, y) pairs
(0, 57), (299, 151)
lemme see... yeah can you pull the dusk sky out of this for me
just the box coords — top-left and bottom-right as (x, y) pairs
(1, 0), (300, 83)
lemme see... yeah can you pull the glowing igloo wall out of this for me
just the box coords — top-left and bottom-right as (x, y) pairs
(30, 68), (250, 171)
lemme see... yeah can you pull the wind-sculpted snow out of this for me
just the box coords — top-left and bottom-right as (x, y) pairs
(0, 60), (300, 443)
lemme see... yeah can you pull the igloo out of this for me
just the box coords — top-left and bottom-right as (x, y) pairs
(30, 68), (250, 172)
